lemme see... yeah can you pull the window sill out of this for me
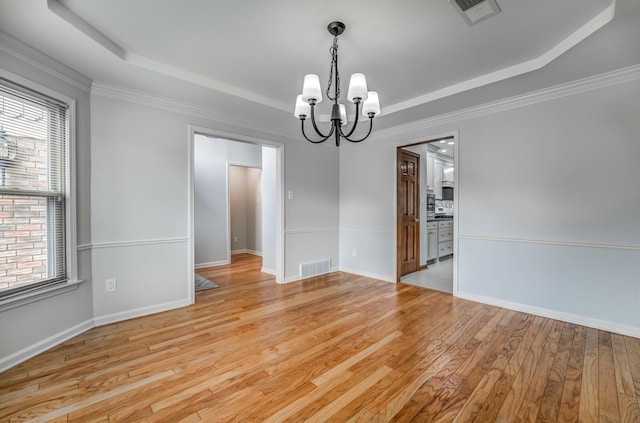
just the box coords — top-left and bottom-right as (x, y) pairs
(0, 279), (84, 313)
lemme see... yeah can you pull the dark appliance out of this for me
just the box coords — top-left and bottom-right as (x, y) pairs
(442, 186), (454, 201)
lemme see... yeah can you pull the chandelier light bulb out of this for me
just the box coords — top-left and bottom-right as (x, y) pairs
(339, 104), (347, 126)
(362, 91), (380, 117)
(294, 95), (311, 118)
(347, 73), (368, 102)
(301, 74), (322, 103)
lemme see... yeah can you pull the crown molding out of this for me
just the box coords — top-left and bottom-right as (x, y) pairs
(91, 81), (299, 143)
(376, 63), (640, 140)
(47, 0), (290, 114)
(46, 0), (615, 119)
(381, 1), (615, 116)
(0, 32), (92, 92)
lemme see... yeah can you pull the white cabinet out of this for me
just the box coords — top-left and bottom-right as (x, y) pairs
(426, 221), (438, 262)
(426, 155), (435, 191)
(434, 160), (443, 199)
(443, 163), (454, 183)
(437, 220), (453, 259)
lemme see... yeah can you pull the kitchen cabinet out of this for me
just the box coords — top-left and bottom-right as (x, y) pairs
(434, 160), (443, 199)
(426, 155), (435, 191)
(443, 163), (454, 183)
(426, 221), (438, 262)
(437, 220), (453, 259)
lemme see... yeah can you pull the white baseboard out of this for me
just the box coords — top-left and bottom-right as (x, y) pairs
(195, 260), (229, 269)
(231, 249), (262, 256)
(93, 298), (191, 327)
(0, 318), (94, 373)
(456, 291), (640, 339)
(281, 267), (342, 285)
(338, 267), (396, 283)
(261, 267), (276, 275)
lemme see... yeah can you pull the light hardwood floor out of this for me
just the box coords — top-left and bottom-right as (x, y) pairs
(1, 253), (639, 422)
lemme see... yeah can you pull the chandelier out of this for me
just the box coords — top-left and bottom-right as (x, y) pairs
(294, 21), (380, 147)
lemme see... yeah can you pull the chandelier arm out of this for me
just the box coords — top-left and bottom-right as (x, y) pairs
(340, 101), (362, 139)
(341, 117), (374, 143)
(309, 102), (332, 139)
(301, 119), (334, 143)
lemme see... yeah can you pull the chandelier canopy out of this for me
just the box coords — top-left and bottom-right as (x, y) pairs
(294, 21), (380, 147)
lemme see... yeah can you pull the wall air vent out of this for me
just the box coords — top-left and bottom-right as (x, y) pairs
(299, 258), (331, 279)
(451, 0), (501, 26)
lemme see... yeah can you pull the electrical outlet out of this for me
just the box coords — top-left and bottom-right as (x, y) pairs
(233, 236), (238, 243)
(106, 278), (117, 293)
(288, 191), (294, 200)
(352, 249), (357, 257)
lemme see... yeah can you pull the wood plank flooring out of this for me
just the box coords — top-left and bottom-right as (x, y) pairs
(1, 253), (639, 422)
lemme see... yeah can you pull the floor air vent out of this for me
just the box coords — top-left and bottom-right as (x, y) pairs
(299, 258), (331, 279)
(451, 0), (501, 26)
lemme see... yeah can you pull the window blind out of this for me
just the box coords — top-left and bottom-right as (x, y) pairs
(0, 77), (69, 299)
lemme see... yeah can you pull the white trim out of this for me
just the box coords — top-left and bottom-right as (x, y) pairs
(378, 64), (640, 139)
(282, 267), (340, 285)
(91, 81), (297, 142)
(382, 2), (616, 116)
(456, 291), (640, 339)
(90, 237), (189, 250)
(285, 228), (340, 235)
(261, 267), (276, 276)
(339, 229), (393, 234)
(458, 235), (640, 251)
(0, 32), (92, 92)
(195, 260), (230, 269)
(338, 267), (395, 284)
(0, 318), (94, 373)
(187, 125), (195, 305)
(93, 298), (191, 327)
(231, 249), (262, 256)
(0, 280), (83, 313)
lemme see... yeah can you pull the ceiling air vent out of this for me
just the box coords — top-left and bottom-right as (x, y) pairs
(451, 0), (501, 26)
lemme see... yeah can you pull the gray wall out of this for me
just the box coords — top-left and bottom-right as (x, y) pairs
(90, 95), (191, 322)
(339, 76), (640, 336)
(0, 43), (93, 367)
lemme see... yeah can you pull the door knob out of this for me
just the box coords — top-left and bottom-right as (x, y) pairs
(415, 218), (419, 223)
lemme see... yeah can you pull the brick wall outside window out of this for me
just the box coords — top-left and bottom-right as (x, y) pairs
(0, 135), (49, 289)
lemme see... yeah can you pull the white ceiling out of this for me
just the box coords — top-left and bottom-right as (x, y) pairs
(1, 0), (638, 138)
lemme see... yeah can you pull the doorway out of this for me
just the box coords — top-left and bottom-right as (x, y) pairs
(396, 134), (457, 294)
(228, 165), (262, 257)
(188, 126), (284, 304)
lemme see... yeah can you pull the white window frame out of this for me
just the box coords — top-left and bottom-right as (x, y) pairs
(0, 69), (80, 312)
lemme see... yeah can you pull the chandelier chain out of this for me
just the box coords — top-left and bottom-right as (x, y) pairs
(326, 36), (340, 102)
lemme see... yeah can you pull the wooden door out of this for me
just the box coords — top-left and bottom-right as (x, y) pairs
(397, 149), (420, 280)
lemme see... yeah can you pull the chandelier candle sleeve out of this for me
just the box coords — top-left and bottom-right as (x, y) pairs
(302, 74), (322, 103)
(362, 91), (380, 116)
(295, 21), (380, 147)
(294, 95), (311, 118)
(339, 104), (347, 126)
(347, 73), (368, 102)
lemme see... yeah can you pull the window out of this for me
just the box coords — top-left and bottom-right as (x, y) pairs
(0, 77), (70, 301)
